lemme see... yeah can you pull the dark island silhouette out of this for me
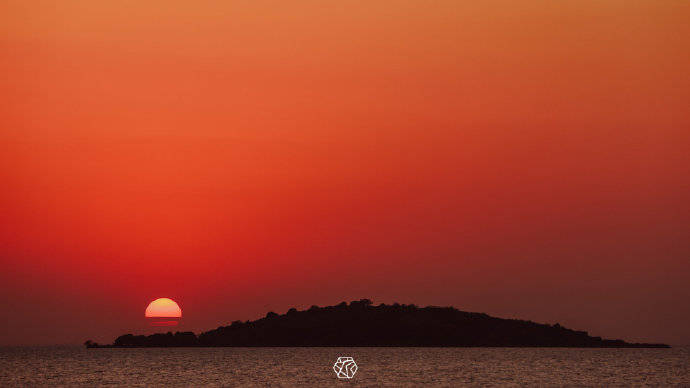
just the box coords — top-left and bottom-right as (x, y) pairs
(85, 300), (669, 348)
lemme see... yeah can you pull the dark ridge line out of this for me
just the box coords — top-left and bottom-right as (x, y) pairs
(85, 300), (669, 348)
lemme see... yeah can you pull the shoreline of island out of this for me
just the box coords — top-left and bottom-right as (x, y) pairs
(85, 300), (670, 349)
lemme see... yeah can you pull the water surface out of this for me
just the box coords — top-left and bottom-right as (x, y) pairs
(1, 346), (688, 386)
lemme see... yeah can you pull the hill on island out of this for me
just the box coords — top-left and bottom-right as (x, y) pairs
(86, 300), (669, 348)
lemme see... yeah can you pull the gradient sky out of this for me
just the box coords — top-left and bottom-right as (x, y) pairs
(1, 1), (689, 346)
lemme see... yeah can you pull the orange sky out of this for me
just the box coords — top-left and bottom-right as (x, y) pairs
(1, 1), (689, 345)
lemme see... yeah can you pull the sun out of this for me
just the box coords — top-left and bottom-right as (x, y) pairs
(145, 298), (182, 326)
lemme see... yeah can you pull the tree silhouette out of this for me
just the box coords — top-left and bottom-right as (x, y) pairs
(88, 300), (669, 348)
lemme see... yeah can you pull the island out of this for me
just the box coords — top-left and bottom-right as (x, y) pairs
(85, 300), (669, 348)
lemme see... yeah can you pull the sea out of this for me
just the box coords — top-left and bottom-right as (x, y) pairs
(1, 346), (689, 386)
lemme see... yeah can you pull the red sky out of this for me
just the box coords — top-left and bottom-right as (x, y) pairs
(1, 1), (689, 345)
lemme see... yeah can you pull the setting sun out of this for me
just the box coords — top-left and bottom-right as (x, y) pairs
(145, 298), (182, 326)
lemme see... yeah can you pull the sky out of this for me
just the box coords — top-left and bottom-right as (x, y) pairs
(1, 0), (689, 346)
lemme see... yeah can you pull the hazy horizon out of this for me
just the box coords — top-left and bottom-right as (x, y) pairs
(2, 0), (689, 347)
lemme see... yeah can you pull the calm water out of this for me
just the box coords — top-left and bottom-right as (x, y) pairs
(1, 346), (689, 386)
